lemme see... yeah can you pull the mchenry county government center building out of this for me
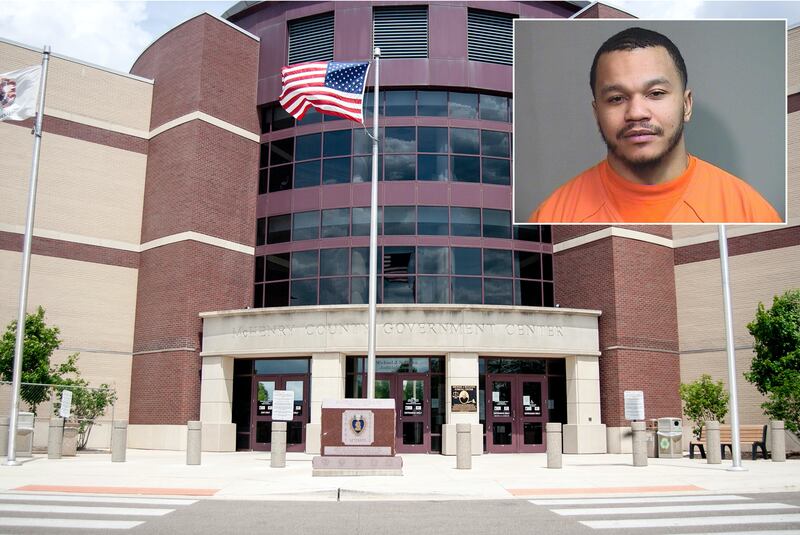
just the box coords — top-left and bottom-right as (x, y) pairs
(1, 1), (798, 455)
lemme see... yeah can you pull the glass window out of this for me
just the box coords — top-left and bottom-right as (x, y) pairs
(417, 206), (449, 235)
(484, 278), (513, 305)
(258, 169), (268, 195)
(266, 253), (290, 281)
(386, 90), (416, 116)
(260, 107), (271, 134)
(321, 208), (350, 238)
(351, 277), (369, 304)
(265, 281), (289, 307)
(254, 359), (310, 374)
(255, 256), (265, 283)
(353, 155), (382, 182)
(418, 91), (447, 116)
(296, 107), (322, 125)
(320, 248), (349, 276)
(384, 276), (415, 303)
(482, 158), (510, 185)
(384, 206), (416, 235)
(352, 207), (382, 236)
(384, 246), (415, 275)
(418, 155), (448, 181)
(351, 247), (374, 275)
(418, 127), (448, 153)
(254, 284), (264, 308)
(514, 225), (540, 242)
(544, 281), (554, 307)
(385, 155), (415, 181)
(452, 277), (482, 304)
(385, 127), (416, 153)
(418, 276), (449, 303)
(290, 279), (317, 306)
(295, 133), (321, 160)
(256, 217), (266, 246)
(483, 208), (511, 238)
(272, 105), (294, 131)
(294, 160), (321, 188)
(483, 249), (512, 276)
(451, 156), (480, 182)
(320, 277), (349, 305)
(451, 247), (481, 275)
(259, 143), (269, 168)
(322, 157), (351, 184)
(291, 250), (318, 278)
(451, 128), (480, 154)
(451, 207), (481, 236)
(515, 251), (541, 279)
(480, 94), (509, 122)
(449, 92), (478, 119)
(481, 130), (510, 157)
(363, 90), (380, 119)
(269, 164), (292, 192)
(323, 130), (351, 157)
(418, 246), (448, 274)
(292, 210), (319, 241)
(353, 128), (374, 155)
(541, 225), (552, 243)
(267, 214), (291, 244)
(271, 137), (293, 165)
(543, 253), (553, 280)
(516, 279), (542, 306)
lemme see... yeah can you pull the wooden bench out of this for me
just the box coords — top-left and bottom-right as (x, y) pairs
(689, 424), (768, 460)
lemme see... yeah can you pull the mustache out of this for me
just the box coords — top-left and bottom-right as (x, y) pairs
(617, 123), (664, 140)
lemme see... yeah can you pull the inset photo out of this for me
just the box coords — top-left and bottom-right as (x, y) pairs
(513, 19), (787, 224)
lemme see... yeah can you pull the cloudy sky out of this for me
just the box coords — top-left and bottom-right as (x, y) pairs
(1, 0), (798, 74)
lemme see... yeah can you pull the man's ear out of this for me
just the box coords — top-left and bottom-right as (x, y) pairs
(683, 89), (693, 123)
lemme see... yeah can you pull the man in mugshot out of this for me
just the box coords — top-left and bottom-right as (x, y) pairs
(529, 27), (781, 223)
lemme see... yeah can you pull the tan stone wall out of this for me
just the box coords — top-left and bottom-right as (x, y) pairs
(0, 40), (153, 135)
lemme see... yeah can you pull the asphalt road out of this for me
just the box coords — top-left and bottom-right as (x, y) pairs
(0, 491), (799, 534)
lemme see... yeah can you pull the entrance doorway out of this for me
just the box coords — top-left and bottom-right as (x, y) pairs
(485, 374), (547, 453)
(376, 373), (429, 453)
(250, 374), (308, 452)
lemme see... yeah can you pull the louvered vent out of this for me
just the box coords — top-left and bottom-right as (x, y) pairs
(468, 9), (514, 65)
(373, 7), (428, 58)
(288, 12), (334, 65)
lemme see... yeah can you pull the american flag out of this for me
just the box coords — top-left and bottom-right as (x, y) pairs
(280, 61), (370, 124)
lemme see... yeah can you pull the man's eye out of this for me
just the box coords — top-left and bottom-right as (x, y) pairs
(608, 96), (624, 104)
(649, 90), (666, 98)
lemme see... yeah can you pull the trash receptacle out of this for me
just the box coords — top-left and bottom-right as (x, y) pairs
(657, 417), (682, 458)
(646, 419), (659, 458)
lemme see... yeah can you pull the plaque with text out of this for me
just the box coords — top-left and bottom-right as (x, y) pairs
(451, 385), (477, 412)
(493, 400), (510, 417)
(624, 390), (645, 421)
(403, 398), (423, 416)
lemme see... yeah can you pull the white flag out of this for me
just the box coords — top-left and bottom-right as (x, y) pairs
(0, 65), (42, 122)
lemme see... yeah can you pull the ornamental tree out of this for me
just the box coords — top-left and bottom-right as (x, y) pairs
(679, 374), (730, 438)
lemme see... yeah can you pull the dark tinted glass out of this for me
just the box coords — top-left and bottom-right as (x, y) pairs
(351, 277), (369, 304)
(541, 225), (552, 243)
(483, 209), (511, 238)
(452, 277), (482, 304)
(255, 359), (310, 374)
(351, 247), (375, 275)
(484, 278), (513, 305)
(451, 247), (481, 275)
(320, 248), (348, 276)
(290, 279), (317, 306)
(544, 281), (554, 307)
(483, 249), (512, 276)
(323, 130), (351, 157)
(268, 164), (292, 192)
(516, 251), (541, 279)
(384, 276), (415, 303)
(255, 256), (265, 283)
(481, 130), (509, 157)
(296, 107), (322, 125)
(417, 206), (449, 235)
(451, 128), (479, 154)
(291, 250), (318, 278)
(418, 127), (448, 153)
(384, 246), (415, 275)
(321, 208), (350, 238)
(322, 157), (351, 184)
(256, 217), (266, 246)
(353, 128), (373, 155)
(418, 91), (447, 116)
(292, 210), (319, 241)
(320, 277), (349, 305)
(294, 160), (320, 188)
(265, 281), (289, 307)
(418, 276), (449, 303)
(451, 207), (481, 236)
(385, 155), (415, 180)
(254, 284), (264, 308)
(296, 133), (321, 160)
(353, 155), (383, 182)
(386, 90), (415, 116)
(267, 214), (291, 244)
(385, 127), (416, 153)
(258, 169), (268, 194)
(266, 253), (290, 281)
(449, 92), (478, 119)
(514, 225), (540, 242)
(260, 107), (271, 134)
(542, 254), (553, 280)
(417, 246), (448, 274)
(480, 94), (509, 122)
(260, 143), (269, 167)
(272, 105), (294, 131)
(352, 207), (382, 236)
(451, 156), (480, 182)
(516, 279), (542, 306)
(384, 206), (415, 235)
(271, 137), (293, 165)
(418, 155), (448, 181)
(482, 158), (510, 185)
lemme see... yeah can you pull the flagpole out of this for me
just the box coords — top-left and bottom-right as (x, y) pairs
(367, 47), (381, 399)
(6, 46), (50, 466)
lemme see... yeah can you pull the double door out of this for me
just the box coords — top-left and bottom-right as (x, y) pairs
(485, 374), (547, 453)
(250, 374), (308, 452)
(375, 373), (429, 453)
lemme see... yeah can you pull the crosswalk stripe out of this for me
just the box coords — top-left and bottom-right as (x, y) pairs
(581, 513), (800, 529)
(0, 517), (143, 530)
(0, 503), (174, 516)
(0, 493), (196, 506)
(554, 503), (798, 516)
(530, 494), (750, 506)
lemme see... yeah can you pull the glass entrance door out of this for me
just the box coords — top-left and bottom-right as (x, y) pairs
(250, 374), (308, 452)
(375, 373), (429, 453)
(485, 374), (547, 453)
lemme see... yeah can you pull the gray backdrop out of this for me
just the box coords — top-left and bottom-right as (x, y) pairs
(513, 19), (786, 223)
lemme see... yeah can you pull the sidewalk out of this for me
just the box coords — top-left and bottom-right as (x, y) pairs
(0, 450), (797, 501)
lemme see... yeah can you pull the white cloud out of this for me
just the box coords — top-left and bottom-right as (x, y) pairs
(0, 1), (153, 73)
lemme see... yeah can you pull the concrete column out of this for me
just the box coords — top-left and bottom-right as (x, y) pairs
(0, 417), (8, 457)
(271, 421), (287, 468)
(199, 355), (236, 452)
(443, 353), (482, 456)
(546, 422), (562, 469)
(564, 355), (606, 453)
(307, 352), (346, 454)
(48, 418), (64, 459)
(706, 421), (721, 464)
(631, 421), (647, 466)
(456, 423), (471, 469)
(771, 420), (786, 462)
(187, 421), (202, 465)
(111, 420), (127, 462)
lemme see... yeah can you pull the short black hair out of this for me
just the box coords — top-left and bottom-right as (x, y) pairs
(590, 27), (688, 97)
